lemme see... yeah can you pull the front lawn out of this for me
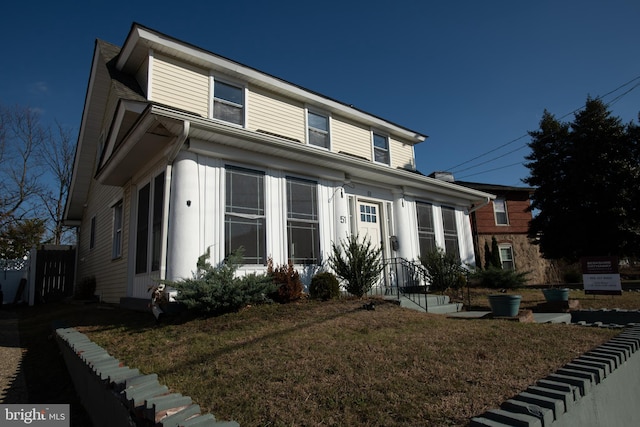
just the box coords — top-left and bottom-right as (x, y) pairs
(60, 298), (623, 426)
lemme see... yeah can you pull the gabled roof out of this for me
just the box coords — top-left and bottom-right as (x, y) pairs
(117, 23), (427, 144)
(65, 24), (496, 224)
(64, 40), (146, 223)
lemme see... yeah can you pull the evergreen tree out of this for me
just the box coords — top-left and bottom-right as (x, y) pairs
(524, 98), (640, 261)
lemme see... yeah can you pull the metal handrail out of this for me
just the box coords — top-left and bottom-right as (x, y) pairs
(376, 257), (431, 312)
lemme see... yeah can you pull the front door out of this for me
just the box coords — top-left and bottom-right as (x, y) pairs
(357, 201), (382, 252)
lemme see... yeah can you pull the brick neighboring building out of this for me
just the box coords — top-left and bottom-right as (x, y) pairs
(455, 180), (556, 285)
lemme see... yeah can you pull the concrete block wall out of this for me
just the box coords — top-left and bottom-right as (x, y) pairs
(471, 324), (640, 426)
(54, 325), (239, 427)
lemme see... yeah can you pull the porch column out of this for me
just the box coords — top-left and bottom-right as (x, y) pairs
(334, 184), (350, 244)
(392, 188), (413, 260)
(166, 151), (200, 281)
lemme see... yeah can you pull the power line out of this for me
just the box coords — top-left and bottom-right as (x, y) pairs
(457, 161), (524, 180)
(445, 74), (640, 174)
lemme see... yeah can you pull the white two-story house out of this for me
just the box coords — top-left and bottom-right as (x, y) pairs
(64, 23), (493, 304)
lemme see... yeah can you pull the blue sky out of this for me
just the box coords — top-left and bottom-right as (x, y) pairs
(2, 0), (639, 187)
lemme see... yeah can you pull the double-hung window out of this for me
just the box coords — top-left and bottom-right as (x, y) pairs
(373, 132), (390, 165)
(213, 80), (244, 125)
(307, 111), (330, 149)
(441, 206), (460, 259)
(112, 201), (123, 259)
(416, 202), (436, 256)
(286, 177), (320, 264)
(494, 198), (508, 225)
(225, 166), (266, 264)
(499, 245), (515, 270)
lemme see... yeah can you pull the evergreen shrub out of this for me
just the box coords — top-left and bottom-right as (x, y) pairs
(470, 268), (529, 289)
(329, 234), (383, 297)
(169, 248), (276, 316)
(309, 272), (341, 300)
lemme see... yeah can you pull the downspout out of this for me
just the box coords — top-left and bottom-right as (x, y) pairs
(468, 196), (491, 214)
(159, 120), (190, 282)
(468, 197), (491, 269)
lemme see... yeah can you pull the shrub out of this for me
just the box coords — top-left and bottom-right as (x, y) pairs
(169, 248), (276, 316)
(309, 272), (341, 300)
(470, 267), (529, 289)
(328, 234), (383, 297)
(268, 258), (303, 303)
(420, 248), (466, 292)
(563, 269), (582, 284)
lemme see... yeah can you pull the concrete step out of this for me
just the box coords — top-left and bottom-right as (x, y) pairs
(393, 294), (463, 314)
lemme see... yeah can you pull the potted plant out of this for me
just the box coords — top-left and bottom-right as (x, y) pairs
(487, 293), (522, 317)
(542, 286), (570, 302)
(470, 267), (529, 317)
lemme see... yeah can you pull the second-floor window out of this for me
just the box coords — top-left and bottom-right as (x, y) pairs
(493, 198), (508, 225)
(373, 132), (390, 165)
(213, 80), (244, 125)
(307, 111), (330, 149)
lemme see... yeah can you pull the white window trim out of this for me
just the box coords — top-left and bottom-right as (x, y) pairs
(305, 107), (331, 150)
(371, 129), (391, 166)
(493, 198), (509, 226)
(498, 244), (515, 270)
(209, 74), (248, 127)
(112, 200), (123, 259)
(89, 215), (96, 250)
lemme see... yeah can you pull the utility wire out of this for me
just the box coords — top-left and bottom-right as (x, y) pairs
(445, 75), (640, 174)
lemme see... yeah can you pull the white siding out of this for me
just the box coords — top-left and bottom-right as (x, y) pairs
(151, 54), (209, 116)
(248, 87), (306, 142)
(390, 136), (415, 170)
(76, 179), (130, 303)
(331, 115), (372, 160)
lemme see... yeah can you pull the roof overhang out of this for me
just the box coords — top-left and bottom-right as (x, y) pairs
(117, 23), (427, 145)
(96, 103), (188, 186)
(135, 105), (493, 207)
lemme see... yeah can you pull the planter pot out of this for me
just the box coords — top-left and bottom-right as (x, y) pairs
(542, 288), (569, 302)
(488, 294), (522, 317)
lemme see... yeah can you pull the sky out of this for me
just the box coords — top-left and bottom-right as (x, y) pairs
(1, 0), (639, 187)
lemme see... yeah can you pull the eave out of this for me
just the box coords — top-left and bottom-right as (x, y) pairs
(114, 105), (493, 207)
(117, 23), (427, 145)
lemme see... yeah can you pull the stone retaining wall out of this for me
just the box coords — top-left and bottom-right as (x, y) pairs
(471, 324), (640, 426)
(54, 324), (238, 427)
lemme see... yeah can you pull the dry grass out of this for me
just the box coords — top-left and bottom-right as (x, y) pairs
(50, 297), (625, 426)
(18, 288), (639, 426)
(457, 287), (640, 311)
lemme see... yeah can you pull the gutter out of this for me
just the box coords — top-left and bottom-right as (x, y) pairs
(468, 196), (492, 214)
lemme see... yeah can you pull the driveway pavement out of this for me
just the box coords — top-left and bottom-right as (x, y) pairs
(0, 309), (28, 403)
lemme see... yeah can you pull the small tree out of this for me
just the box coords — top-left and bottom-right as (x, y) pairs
(329, 234), (383, 297)
(482, 237), (503, 270)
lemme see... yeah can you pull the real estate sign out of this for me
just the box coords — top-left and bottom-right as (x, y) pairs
(581, 256), (622, 295)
